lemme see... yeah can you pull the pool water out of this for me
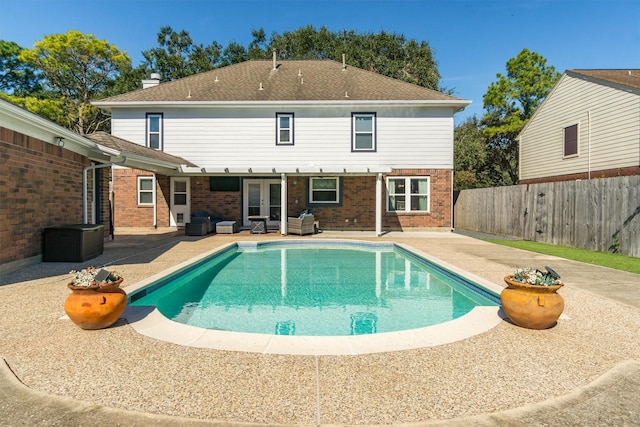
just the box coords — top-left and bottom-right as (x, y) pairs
(130, 241), (499, 336)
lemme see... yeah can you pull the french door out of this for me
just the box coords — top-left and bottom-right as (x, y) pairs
(243, 179), (281, 229)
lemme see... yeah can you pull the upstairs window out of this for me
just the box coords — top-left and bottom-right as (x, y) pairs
(352, 113), (376, 151)
(146, 113), (163, 150)
(387, 177), (430, 212)
(309, 177), (340, 204)
(137, 176), (155, 205)
(563, 124), (578, 157)
(276, 113), (294, 145)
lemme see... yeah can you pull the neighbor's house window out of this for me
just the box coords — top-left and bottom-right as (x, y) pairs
(309, 177), (340, 204)
(146, 113), (163, 150)
(352, 112), (376, 151)
(564, 124), (578, 157)
(138, 176), (155, 205)
(276, 113), (294, 145)
(387, 177), (430, 212)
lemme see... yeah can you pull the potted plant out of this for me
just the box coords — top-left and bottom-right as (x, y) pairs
(64, 267), (127, 330)
(500, 267), (564, 330)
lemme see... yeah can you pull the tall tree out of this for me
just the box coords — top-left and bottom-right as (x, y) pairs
(454, 116), (488, 190)
(481, 48), (560, 185)
(19, 30), (130, 134)
(0, 40), (41, 96)
(141, 26), (222, 80)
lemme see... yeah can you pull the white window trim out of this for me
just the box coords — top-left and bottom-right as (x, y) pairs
(146, 113), (163, 150)
(309, 177), (340, 204)
(137, 176), (155, 206)
(352, 112), (376, 152)
(276, 113), (294, 145)
(386, 176), (430, 213)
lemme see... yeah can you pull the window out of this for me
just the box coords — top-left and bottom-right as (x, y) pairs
(387, 177), (430, 212)
(146, 113), (163, 150)
(352, 113), (376, 151)
(309, 177), (340, 204)
(563, 124), (578, 157)
(137, 176), (154, 205)
(276, 113), (294, 145)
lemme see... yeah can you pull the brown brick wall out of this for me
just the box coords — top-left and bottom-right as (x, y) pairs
(113, 169), (452, 231)
(520, 165), (640, 184)
(0, 126), (111, 264)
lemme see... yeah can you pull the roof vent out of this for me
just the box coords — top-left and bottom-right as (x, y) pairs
(259, 82), (264, 90)
(150, 73), (161, 80)
(342, 54), (346, 70)
(272, 50), (277, 70)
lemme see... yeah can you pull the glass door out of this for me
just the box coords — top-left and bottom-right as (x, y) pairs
(243, 179), (281, 228)
(170, 177), (190, 227)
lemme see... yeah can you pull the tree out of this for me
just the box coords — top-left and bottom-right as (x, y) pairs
(19, 30), (130, 134)
(481, 49), (560, 185)
(453, 116), (488, 190)
(141, 26), (222, 80)
(0, 40), (41, 96)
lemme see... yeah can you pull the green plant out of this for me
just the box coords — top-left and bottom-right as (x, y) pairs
(509, 267), (562, 286)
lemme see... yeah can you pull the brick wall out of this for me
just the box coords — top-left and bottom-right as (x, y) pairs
(520, 165), (640, 184)
(0, 127), (111, 265)
(113, 169), (452, 231)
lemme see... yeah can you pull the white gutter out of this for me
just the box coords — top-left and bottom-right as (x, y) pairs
(587, 110), (592, 180)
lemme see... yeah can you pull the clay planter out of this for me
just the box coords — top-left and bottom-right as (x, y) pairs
(500, 276), (564, 330)
(64, 279), (127, 330)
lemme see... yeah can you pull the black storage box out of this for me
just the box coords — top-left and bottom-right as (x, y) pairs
(43, 224), (104, 262)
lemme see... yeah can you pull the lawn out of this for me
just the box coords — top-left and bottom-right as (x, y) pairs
(486, 240), (640, 275)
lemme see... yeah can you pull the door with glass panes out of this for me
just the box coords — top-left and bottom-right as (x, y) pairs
(170, 177), (190, 227)
(243, 179), (281, 229)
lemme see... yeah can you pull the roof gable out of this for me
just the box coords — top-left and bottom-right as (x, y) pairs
(567, 69), (640, 92)
(96, 59), (468, 105)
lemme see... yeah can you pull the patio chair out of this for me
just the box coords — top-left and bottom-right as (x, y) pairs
(287, 214), (315, 235)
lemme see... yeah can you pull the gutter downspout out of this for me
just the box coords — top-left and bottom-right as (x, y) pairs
(83, 158), (126, 224)
(587, 110), (592, 180)
(152, 173), (157, 229)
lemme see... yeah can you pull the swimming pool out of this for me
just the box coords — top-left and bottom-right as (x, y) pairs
(129, 241), (500, 340)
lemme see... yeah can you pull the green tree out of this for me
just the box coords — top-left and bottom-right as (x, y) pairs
(454, 116), (488, 190)
(19, 30), (130, 134)
(141, 26), (222, 80)
(0, 40), (41, 96)
(481, 48), (560, 185)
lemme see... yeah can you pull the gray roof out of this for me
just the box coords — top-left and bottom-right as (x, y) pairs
(96, 59), (467, 104)
(86, 131), (196, 167)
(568, 69), (640, 91)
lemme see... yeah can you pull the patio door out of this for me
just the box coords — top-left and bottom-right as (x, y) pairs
(243, 179), (281, 229)
(170, 177), (190, 227)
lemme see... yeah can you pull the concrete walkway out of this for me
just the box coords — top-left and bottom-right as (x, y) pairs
(1, 229), (639, 426)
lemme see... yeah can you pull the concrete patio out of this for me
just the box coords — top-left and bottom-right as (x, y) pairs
(1, 229), (639, 425)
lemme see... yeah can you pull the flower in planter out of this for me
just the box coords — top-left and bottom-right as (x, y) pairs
(69, 267), (122, 288)
(510, 267), (562, 286)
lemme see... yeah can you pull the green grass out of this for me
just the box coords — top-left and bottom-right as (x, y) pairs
(486, 240), (640, 275)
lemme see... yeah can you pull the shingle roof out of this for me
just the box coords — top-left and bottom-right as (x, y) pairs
(86, 131), (196, 166)
(568, 69), (640, 90)
(96, 59), (466, 104)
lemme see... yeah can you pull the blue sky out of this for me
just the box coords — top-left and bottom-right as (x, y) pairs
(1, 0), (638, 122)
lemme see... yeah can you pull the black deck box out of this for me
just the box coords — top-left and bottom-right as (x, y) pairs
(43, 224), (105, 262)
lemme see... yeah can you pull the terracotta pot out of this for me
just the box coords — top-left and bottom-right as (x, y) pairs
(500, 276), (564, 330)
(64, 278), (127, 330)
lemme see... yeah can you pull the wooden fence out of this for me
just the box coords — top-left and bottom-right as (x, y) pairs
(453, 175), (640, 257)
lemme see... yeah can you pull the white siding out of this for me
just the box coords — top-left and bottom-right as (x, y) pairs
(519, 74), (640, 181)
(111, 106), (455, 170)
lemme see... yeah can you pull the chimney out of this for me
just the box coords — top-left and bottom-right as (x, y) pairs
(142, 73), (161, 89)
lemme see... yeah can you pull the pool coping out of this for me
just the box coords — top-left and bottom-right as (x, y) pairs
(123, 239), (506, 355)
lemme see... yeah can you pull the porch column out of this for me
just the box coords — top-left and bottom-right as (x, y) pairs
(281, 173), (287, 235)
(376, 173), (383, 236)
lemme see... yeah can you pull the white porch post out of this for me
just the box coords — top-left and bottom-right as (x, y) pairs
(281, 173), (287, 235)
(376, 173), (383, 236)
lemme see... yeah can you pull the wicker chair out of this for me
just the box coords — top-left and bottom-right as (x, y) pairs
(287, 215), (315, 235)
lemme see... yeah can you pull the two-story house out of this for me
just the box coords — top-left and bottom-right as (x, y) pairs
(518, 69), (640, 184)
(93, 57), (470, 235)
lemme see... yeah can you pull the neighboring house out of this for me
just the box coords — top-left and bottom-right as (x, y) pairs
(518, 69), (640, 184)
(93, 58), (470, 235)
(0, 99), (192, 273)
